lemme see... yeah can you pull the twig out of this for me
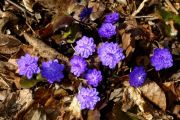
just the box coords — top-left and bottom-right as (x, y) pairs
(134, 15), (154, 18)
(131, 0), (149, 17)
(5, 0), (34, 16)
(125, 15), (154, 19)
(165, 0), (179, 15)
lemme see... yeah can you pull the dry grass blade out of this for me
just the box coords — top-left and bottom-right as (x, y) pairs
(23, 33), (69, 65)
(131, 0), (149, 17)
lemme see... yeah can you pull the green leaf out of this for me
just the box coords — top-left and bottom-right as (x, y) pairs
(173, 15), (180, 25)
(66, 24), (80, 43)
(159, 9), (180, 25)
(20, 75), (45, 89)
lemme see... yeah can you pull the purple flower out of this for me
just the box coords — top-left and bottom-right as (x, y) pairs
(98, 23), (116, 38)
(97, 42), (125, 69)
(104, 12), (119, 24)
(85, 69), (102, 87)
(41, 59), (64, 83)
(77, 87), (100, 110)
(151, 48), (173, 71)
(17, 53), (40, 79)
(79, 7), (93, 20)
(129, 66), (147, 87)
(70, 56), (87, 77)
(75, 36), (96, 58)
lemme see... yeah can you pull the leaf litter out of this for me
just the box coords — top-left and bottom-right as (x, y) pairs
(0, 0), (180, 120)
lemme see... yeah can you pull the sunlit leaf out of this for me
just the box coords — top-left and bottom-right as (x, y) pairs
(20, 76), (43, 89)
(139, 80), (166, 111)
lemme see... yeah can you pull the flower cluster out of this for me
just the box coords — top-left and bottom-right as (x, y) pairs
(129, 66), (147, 87)
(41, 59), (64, 83)
(104, 12), (119, 24)
(75, 36), (96, 58)
(79, 7), (93, 20)
(150, 48), (173, 71)
(98, 42), (125, 69)
(98, 23), (116, 39)
(16, 8), (175, 112)
(17, 53), (40, 79)
(85, 69), (102, 87)
(17, 53), (64, 84)
(76, 87), (100, 110)
(70, 56), (87, 77)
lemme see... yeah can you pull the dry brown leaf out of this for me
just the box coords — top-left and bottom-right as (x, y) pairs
(37, 15), (74, 38)
(172, 105), (180, 119)
(23, 33), (69, 65)
(163, 81), (180, 101)
(0, 89), (33, 119)
(119, 19), (137, 58)
(21, 108), (47, 120)
(121, 33), (135, 58)
(0, 61), (19, 89)
(89, 1), (105, 21)
(122, 86), (146, 112)
(109, 88), (124, 102)
(22, 0), (35, 12)
(0, 34), (21, 54)
(35, 0), (76, 13)
(87, 109), (100, 120)
(68, 96), (81, 119)
(0, 18), (9, 33)
(140, 81), (166, 111)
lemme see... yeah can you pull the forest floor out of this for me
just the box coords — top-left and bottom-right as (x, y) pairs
(0, 0), (179, 120)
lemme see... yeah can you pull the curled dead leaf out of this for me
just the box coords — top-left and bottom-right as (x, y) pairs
(68, 96), (81, 119)
(122, 86), (146, 112)
(121, 33), (135, 58)
(87, 109), (100, 120)
(172, 105), (180, 119)
(22, 0), (35, 12)
(0, 34), (21, 54)
(140, 80), (166, 111)
(89, 1), (105, 21)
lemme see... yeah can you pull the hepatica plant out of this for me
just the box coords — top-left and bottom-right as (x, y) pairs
(98, 23), (116, 39)
(70, 55), (87, 77)
(104, 12), (119, 24)
(79, 7), (93, 20)
(16, 7), (175, 113)
(85, 69), (102, 87)
(75, 36), (96, 58)
(77, 87), (100, 110)
(98, 42), (125, 69)
(129, 66), (147, 87)
(150, 48), (173, 71)
(17, 53), (40, 79)
(41, 59), (64, 84)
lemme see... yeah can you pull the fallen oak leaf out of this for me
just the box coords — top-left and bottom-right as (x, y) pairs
(0, 34), (21, 54)
(124, 86), (146, 112)
(139, 80), (166, 111)
(23, 33), (69, 65)
(37, 15), (74, 38)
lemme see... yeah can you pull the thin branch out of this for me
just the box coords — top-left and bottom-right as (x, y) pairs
(131, 0), (149, 17)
